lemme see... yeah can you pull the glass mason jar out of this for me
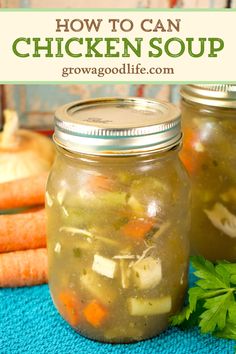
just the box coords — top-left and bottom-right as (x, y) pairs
(46, 97), (190, 343)
(180, 85), (236, 262)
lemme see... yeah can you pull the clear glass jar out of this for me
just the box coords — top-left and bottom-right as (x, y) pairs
(180, 85), (236, 262)
(46, 97), (190, 343)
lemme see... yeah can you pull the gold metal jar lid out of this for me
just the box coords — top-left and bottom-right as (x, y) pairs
(181, 84), (236, 109)
(54, 97), (181, 156)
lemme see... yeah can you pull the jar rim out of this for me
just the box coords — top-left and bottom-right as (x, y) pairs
(181, 84), (236, 109)
(54, 97), (181, 156)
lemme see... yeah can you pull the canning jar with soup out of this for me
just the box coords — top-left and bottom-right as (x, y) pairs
(180, 85), (236, 262)
(46, 97), (190, 343)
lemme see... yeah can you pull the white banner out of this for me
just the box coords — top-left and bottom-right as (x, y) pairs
(0, 9), (235, 83)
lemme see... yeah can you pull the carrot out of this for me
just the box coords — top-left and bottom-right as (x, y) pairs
(88, 175), (114, 192)
(0, 248), (48, 287)
(58, 290), (80, 327)
(83, 300), (108, 327)
(179, 150), (196, 176)
(0, 208), (46, 252)
(0, 172), (48, 210)
(180, 128), (206, 176)
(121, 219), (155, 239)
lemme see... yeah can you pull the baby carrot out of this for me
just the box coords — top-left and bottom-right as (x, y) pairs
(0, 172), (48, 210)
(121, 219), (155, 239)
(58, 291), (80, 327)
(0, 207), (46, 252)
(0, 248), (48, 287)
(83, 300), (108, 327)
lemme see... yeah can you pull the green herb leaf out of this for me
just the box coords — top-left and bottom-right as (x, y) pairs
(215, 322), (236, 340)
(170, 256), (236, 340)
(230, 275), (236, 285)
(215, 264), (231, 285)
(217, 262), (236, 286)
(189, 286), (205, 311)
(199, 292), (233, 333)
(170, 300), (204, 329)
(170, 307), (192, 326)
(228, 303), (236, 323)
(170, 287), (204, 327)
(191, 256), (229, 289)
(217, 263), (236, 275)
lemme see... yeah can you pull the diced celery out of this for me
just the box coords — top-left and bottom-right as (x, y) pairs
(127, 195), (145, 217)
(97, 191), (127, 208)
(116, 171), (134, 185)
(61, 191), (128, 232)
(129, 177), (169, 216)
(94, 235), (120, 247)
(69, 190), (127, 210)
(132, 257), (162, 290)
(130, 177), (169, 199)
(80, 271), (116, 305)
(127, 296), (171, 316)
(62, 207), (100, 228)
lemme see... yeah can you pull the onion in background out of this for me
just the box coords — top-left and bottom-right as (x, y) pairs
(0, 110), (55, 183)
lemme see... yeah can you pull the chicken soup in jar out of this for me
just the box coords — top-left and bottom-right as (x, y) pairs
(46, 97), (190, 343)
(180, 85), (236, 261)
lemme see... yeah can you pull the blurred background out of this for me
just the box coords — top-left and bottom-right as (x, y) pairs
(0, 0), (235, 131)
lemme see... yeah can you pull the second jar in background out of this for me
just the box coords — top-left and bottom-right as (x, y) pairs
(180, 85), (236, 262)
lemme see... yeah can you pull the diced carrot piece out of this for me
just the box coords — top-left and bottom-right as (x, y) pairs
(180, 150), (197, 176)
(121, 219), (155, 239)
(58, 291), (80, 327)
(83, 300), (108, 327)
(180, 128), (206, 176)
(88, 175), (114, 192)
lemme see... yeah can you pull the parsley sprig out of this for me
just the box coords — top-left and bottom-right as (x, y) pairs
(170, 256), (236, 340)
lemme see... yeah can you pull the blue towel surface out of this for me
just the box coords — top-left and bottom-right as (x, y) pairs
(0, 269), (235, 354)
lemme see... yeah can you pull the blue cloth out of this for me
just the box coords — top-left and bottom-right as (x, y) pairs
(0, 269), (235, 354)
